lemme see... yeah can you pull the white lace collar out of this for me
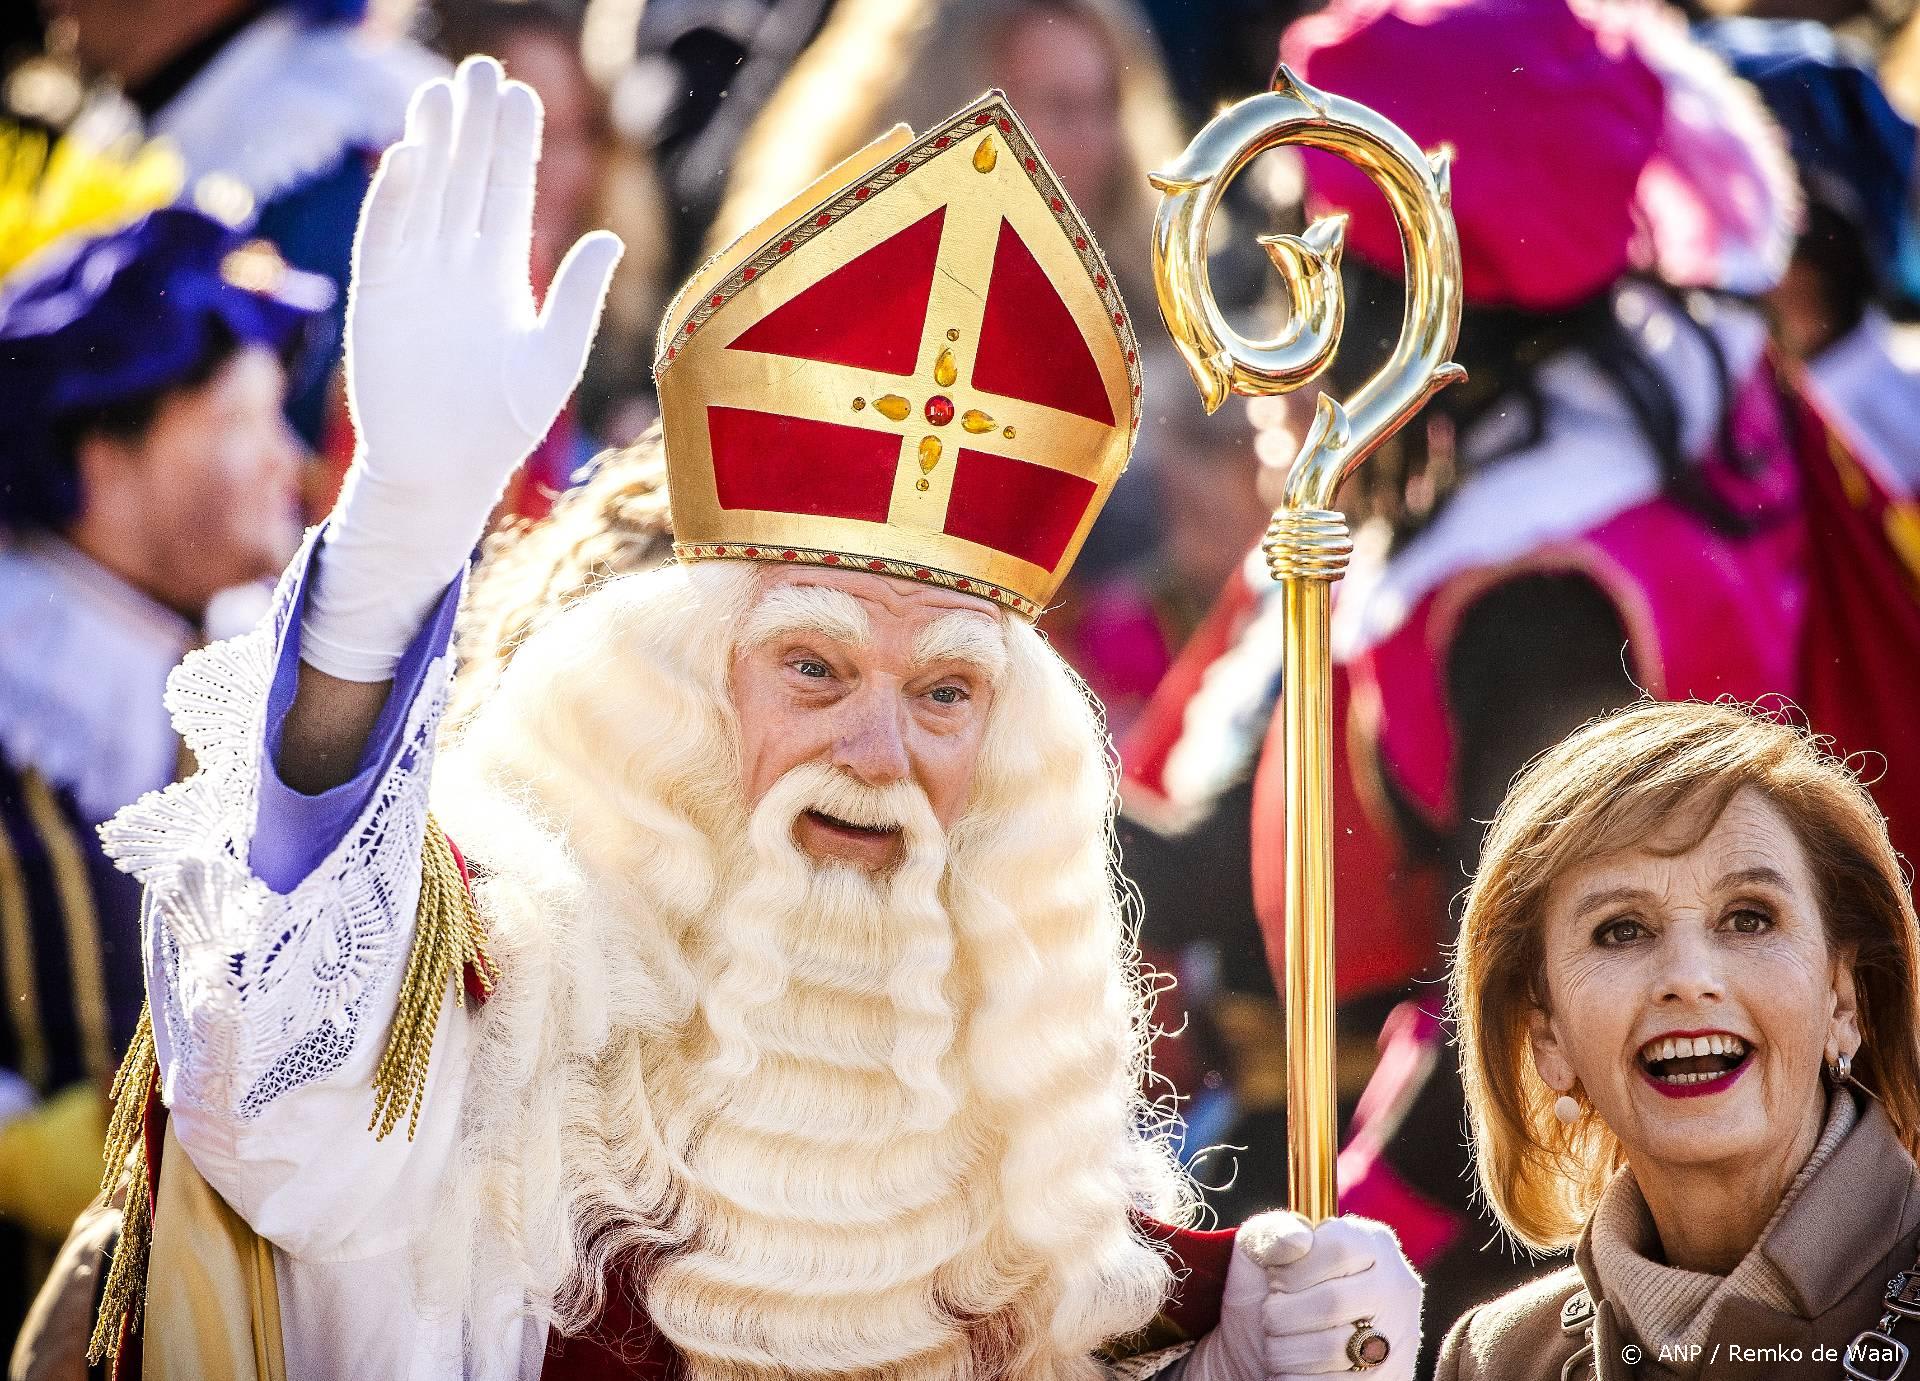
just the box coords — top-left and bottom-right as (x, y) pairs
(0, 537), (195, 822)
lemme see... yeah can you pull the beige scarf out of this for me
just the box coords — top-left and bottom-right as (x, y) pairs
(1589, 1092), (1858, 1376)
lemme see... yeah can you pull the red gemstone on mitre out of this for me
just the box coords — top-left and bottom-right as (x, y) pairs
(745, 547), (759, 556)
(935, 136), (951, 149)
(823, 553), (840, 564)
(868, 560), (885, 570)
(997, 118), (1011, 132)
(914, 568), (931, 579)
(855, 187), (870, 200)
(743, 266), (756, 280)
(778, 240), (794, 253)
(925, 395), (955, 426)
(894, 161), (910, 175)
(1024, 157), (1037, 172)
(711, 295), (724, 307)
(782, 550), (798, 560)
(815, 213), (832, 227)
(975, 113), (991, 125)
(1049, 197), (1064, 212)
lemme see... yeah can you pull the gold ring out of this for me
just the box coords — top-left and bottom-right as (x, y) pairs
(1346, 1320), (1390, 1371)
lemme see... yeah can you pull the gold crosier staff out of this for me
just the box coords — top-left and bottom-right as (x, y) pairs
(1149, 68), (1465, 1221)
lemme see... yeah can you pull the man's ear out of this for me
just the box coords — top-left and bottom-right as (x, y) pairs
(1529, 1004), (1576, 1093)
(1828, 943), (1862, 1063)
(69, 428), (140, 511)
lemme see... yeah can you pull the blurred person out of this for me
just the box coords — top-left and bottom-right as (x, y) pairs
(611, 0), (837, 287)
(62, 58), (1426, 1381)
(1114, 0), (1920, 1359)
(1049, 384), (1268, 737)
(0, 185), (327, 1347)
(32, 0), (441, 442)
(1700, 18), (1920, 495)
(1442, 700), (1920, 1380)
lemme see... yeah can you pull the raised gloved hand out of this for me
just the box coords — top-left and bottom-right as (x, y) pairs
(302, 56), (623, 680)
(1184, 1211), (1422, 1381)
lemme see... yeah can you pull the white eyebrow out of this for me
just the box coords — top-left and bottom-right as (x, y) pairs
(739, 585), (872, 650)
(912, 611), (1007, 683)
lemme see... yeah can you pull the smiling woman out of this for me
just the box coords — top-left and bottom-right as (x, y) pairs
(1439, 701), (1920, 1381)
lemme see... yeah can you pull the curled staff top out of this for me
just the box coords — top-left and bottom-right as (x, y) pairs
(1148, 65), (1464, 521)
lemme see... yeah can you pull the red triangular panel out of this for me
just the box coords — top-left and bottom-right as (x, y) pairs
(972, 219), (1113, 425)
(726, 208), (946, 373)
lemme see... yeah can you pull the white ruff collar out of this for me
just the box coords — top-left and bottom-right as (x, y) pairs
(150, 12), (445, 207)
(0, 538), (195, 822)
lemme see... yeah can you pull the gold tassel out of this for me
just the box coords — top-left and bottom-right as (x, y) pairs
(88, 819), (491, 1362)
(87, 1009), (156, 1365)
(368, 817), (493, 1142)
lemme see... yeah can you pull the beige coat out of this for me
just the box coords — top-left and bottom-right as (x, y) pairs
(1436, 1103), (1920, 1381)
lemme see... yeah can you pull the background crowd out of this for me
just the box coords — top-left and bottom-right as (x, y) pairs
(3, 0), (1920, 1376)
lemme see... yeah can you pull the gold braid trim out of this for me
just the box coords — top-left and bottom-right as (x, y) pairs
(87, 819), (492, 1365)
(369, 818), (493, 1142)
(87, 1008), (155, 1365)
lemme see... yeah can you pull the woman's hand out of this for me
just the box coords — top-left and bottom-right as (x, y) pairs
(1184, 1211), (1422, 1380)
(301, 55), (622, 683)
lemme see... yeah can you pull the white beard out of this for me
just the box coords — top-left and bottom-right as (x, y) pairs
(640, 762), (1017, 1381)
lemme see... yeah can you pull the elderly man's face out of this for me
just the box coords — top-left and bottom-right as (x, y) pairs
(1529, 788), (1859, 1185)
(728, 568), (1006, 871)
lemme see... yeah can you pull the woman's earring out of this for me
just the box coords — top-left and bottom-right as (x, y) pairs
(1828, 1050), (1854, 1085)
(1553, 1094), (1580, 1126)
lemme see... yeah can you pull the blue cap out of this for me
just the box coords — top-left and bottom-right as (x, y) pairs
(288, 0), (369, 22)
(0, 206), (334, 531)
(1698, 18), (1920, 304)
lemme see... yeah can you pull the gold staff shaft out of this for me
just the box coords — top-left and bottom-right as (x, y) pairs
(1282, 575), (1337, 1218)
(1150, 67), (1464, 1220)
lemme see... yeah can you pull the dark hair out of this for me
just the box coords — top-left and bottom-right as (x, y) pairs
(24, 320), (245, 533)
(1793, 200), (1876, 350)
(427, 0), (578, 65)
(1328, 259), (1764, 541)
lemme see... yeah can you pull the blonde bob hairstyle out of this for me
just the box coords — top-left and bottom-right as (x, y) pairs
(1452, 699), (1920, 1252)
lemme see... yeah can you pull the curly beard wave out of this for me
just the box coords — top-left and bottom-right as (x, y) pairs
(427, 560), (1189, 1381)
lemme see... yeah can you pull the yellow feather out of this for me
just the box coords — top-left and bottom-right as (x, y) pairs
(0, 123), (184, 283)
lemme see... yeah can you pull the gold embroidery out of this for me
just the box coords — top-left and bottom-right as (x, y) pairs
(21, 769), (113, 1083)
(0, 797), (45, 1091)
(368, 819), (493, 1142)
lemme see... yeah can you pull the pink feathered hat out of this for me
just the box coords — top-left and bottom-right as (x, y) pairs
(1282, 0), (1796, 310)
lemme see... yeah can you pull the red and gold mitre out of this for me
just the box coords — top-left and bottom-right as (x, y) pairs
(654, 91), (1143, 618)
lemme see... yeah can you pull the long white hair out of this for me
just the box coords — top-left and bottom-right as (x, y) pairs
(426, 559), (1190, 1380)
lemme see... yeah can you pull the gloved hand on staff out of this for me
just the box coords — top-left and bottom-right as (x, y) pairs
(1184, 1211), (1422, 1381)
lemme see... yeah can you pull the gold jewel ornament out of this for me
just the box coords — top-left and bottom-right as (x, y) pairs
(654, 91), (1142, 618)
(1345, 1320), (1391, 1370)
(1150, 66), (1464, 1222)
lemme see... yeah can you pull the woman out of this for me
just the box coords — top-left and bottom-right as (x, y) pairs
(1441, 699), (1920, 1380)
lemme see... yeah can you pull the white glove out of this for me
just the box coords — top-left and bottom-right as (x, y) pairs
(1184, 1212), (1422, 1381)
(301, 56), (623, 680)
